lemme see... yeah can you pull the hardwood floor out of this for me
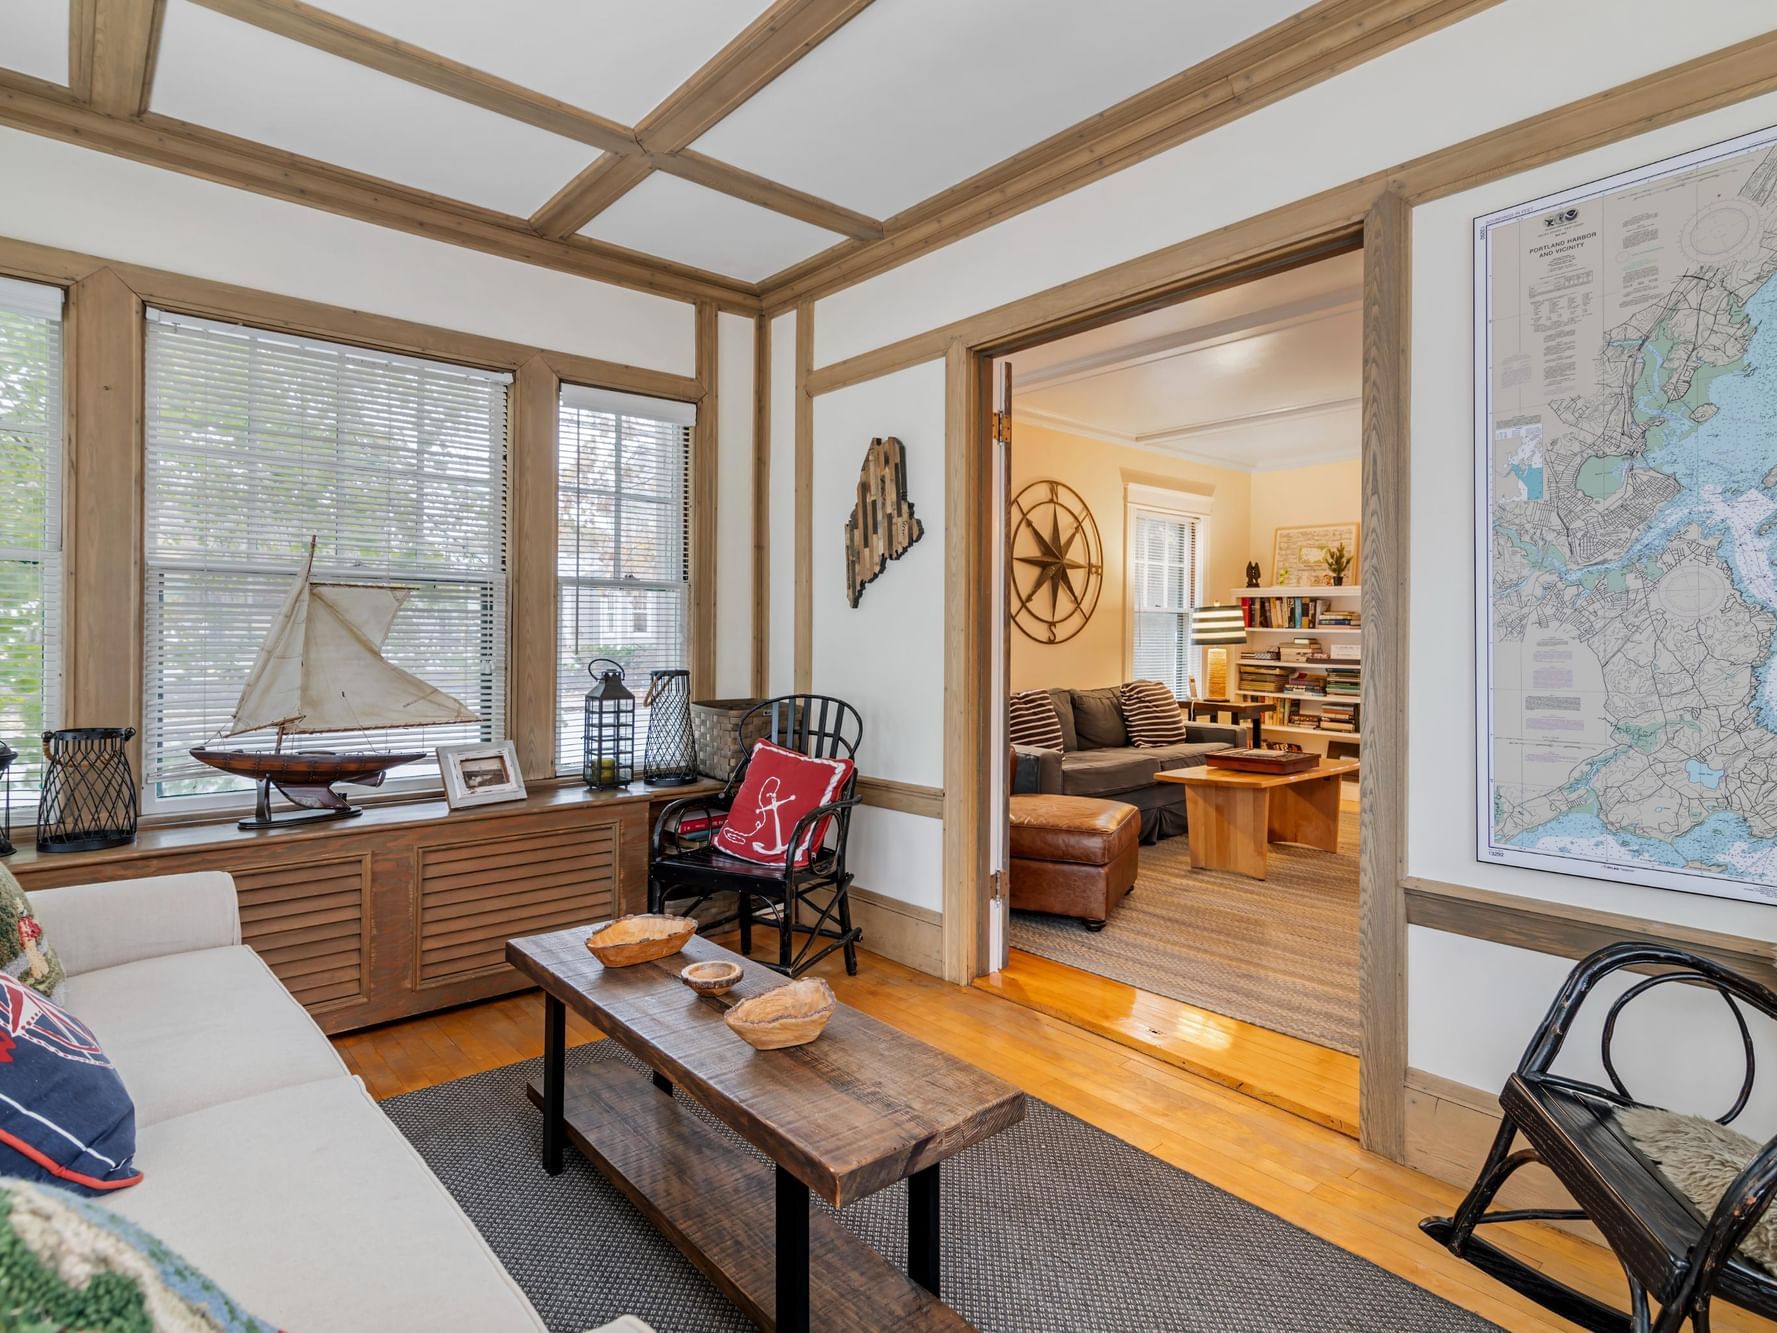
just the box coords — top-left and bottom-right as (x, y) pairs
(977, 948), (1360, 1135)
(335, 945), (1777, 1333)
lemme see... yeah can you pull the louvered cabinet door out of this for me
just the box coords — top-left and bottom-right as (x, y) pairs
(416, 820), (620, 985)
(234, 857), (371, 1011)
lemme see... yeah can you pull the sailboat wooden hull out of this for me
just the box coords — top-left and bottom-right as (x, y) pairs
(189, 748), (426, 830)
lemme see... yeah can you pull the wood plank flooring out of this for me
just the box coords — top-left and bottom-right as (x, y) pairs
(335, 946), (1777, 1333)
(977, 948), (1360, 1135)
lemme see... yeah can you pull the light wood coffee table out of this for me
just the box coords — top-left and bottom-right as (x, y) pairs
(1157, 757), (1358, 879)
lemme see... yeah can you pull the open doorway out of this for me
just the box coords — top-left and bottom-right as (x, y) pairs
(985, 248), (1365, 1133)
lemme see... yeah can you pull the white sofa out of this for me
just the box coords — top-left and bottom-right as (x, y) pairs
(26, 871), (644, 1333)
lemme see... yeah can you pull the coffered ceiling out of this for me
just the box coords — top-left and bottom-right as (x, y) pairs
(0, 0), (1501, 310)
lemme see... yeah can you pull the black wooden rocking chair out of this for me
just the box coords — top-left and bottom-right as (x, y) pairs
(648, 695), (863, 978)
(1422, 941), (1777, 1333)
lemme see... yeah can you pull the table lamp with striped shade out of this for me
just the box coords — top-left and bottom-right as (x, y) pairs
(1190, 604), (1248, 700)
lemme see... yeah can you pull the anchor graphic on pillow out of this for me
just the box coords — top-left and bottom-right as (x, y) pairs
(725, 776), (796, 858)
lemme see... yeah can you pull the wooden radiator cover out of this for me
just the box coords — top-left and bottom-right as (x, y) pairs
(417, 823), (617, 986)
(235, 856), (370, 1011)
(9, 784), (702, 1033)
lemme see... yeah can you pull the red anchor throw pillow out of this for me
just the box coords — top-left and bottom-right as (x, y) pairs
(714, 739), (855, 869)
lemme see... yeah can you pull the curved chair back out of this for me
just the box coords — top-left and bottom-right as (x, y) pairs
(726, 695), (862, 792)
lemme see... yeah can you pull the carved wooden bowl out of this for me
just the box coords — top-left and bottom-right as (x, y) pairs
(679, 959), (743, 996)
(724, 977), (838, 1050)
(584, 914), (696, 968)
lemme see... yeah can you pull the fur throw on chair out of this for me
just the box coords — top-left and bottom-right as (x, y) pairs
(1618, 1104), (1777, 1272)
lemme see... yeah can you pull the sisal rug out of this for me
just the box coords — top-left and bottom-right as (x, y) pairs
(1010, 809), (1360, 1052)
(383, 1042), (1495, 1333)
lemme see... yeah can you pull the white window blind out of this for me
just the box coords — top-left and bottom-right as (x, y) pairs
(0, 277), (63, 793)
(555, 386), (692, 775)
(143, 309), (510, 806)
(1129, 506), (1203, 699)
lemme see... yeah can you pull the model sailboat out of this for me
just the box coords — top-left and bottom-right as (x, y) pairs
(190, 539), (479, 829)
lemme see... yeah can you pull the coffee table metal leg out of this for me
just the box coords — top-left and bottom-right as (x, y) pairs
(542, 993), (565, 1176)
(908, 1163), (941, 1296)
(776, 1165), (810, 1333)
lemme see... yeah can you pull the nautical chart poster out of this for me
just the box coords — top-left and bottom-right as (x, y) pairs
(1477, 124), (1777, 904)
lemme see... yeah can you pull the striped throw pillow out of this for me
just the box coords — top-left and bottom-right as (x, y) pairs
(1119, 680), (1187, 747)
(1008, 690), (1065, 751)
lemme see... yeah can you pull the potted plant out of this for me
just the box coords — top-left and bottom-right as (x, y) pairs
(1323, 542), (1352, 586)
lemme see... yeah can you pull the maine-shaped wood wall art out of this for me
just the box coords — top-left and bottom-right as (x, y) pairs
(844, 436), (924, 608)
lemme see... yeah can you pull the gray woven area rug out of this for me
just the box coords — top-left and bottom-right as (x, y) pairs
(384, 1041), (1497, 1333)
(1010, 809), (1361, 1052)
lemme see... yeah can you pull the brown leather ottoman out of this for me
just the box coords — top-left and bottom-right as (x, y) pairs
(1009, 794), (1140, 931)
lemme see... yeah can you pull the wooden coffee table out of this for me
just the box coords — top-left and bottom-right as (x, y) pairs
(506, 927), (1026, 1332)
(1157, 757), (1358, 879)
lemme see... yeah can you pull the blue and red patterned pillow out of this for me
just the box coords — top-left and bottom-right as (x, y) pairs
(0, 974), (141, 1195)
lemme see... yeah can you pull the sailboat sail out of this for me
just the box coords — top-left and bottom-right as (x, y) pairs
(226, 542), (479, 738)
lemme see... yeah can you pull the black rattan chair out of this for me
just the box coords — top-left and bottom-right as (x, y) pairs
(1422, 941), (1777, 1333)
(649, 695), (862, 977)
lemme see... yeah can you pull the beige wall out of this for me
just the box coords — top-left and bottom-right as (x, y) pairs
(1247, 458), (1363, 583)
(1010, 422), (1363, 694)
(1009, 420), (1251, 693)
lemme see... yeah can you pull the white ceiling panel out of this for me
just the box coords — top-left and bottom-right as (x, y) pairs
(150, 1), (596, 216)
(2, 0), (70, 85)
(309, 0), (774, 125)
(694, 0), (1312, 218)
(578, 173), (843, 283)
(1012, 253), (1362, 470)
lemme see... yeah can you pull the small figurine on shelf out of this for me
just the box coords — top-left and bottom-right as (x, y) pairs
(1323, 543), (1352, 586)
(1244, 561), (1261, 588)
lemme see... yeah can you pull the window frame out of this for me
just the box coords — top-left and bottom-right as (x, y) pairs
(1123, 487), (1210, 699)
(139, 307), (512, 815)
(553, 384), (695, 777)
(0, 276), (66, 799)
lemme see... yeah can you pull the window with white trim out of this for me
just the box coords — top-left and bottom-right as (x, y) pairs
(0, 277), (63, 793)
(142, 309), (509, 808)
(555, 385), (693, 775)
(1127, 498), (1205, 699)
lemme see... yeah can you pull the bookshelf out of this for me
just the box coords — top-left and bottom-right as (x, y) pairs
(1231, 584), (1362, 758)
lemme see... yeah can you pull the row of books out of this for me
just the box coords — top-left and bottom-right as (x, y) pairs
(1239, 596), (1356, 629)
(1324, 668), (1361, 697)
(1318, 703), (1359, 733)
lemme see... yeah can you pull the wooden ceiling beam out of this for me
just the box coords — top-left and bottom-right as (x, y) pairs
(530, 0), (877, 238)
(184, 0), (640, 156)
(759, 0), (1504, 311)
(0, 74), (761, 312)
(70, 0), (166, 118)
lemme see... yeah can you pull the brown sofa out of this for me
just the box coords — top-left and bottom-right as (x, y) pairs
(1011, 685), (1239, 842)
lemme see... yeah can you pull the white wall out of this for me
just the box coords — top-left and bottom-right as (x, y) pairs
(0, 127), (694, 373)
(810, 361), (947, 911)
(767, 312), (798, 693)
(714, 312), (755, 696)
(768, 0), (1777, 1019)
(814, 0), (1777, 368)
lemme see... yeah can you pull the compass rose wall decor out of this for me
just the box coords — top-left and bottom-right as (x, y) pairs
(1010, 479), (1104, 644)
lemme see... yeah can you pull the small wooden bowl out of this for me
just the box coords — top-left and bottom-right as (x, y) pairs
(680, 959), (743, 996)
(585, 914), (696, 968)
(725, 977), (837, 1050)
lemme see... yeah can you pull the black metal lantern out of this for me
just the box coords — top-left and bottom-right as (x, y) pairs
(582, 658), (635, 789)
(642, 669), (697, 786)
(37, 727), (138, 854)
(0, 742), (16, 857)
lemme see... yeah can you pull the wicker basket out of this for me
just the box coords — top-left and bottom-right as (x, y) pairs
(690, 698), (768, 781)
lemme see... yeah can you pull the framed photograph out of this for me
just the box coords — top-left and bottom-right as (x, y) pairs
(1271, 523), (1359, 587)
(438, 741), (527, 809)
